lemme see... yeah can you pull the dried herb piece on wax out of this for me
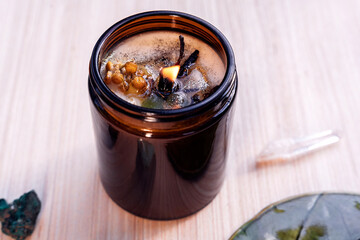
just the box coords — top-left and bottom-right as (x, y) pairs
(175, 35), (185, 65)
(178, 50), (199, 78)
(0, 190), (41, 240)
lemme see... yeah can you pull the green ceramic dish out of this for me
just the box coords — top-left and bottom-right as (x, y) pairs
(230, 193), (360, 240)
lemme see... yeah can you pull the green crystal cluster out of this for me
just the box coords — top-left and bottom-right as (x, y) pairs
(0, 190), (41, 240)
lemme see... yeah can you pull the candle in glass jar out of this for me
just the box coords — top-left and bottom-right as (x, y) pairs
(89, 11), (237, 220)
(100, 31), (226, 109)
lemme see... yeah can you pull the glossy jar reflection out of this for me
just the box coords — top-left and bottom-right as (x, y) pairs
(88, 11), (237, 220)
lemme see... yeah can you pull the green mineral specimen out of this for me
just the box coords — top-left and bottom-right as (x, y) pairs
(0, 199), (10, 222)
(0, 190), (41, 240)
(141, 94), (163, 109)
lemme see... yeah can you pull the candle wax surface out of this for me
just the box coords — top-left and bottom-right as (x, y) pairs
(100, 31), (226, 109)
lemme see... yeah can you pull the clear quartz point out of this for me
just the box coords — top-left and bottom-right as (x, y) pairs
(182, 68), (209, 91)
(256, 130), (341, 167)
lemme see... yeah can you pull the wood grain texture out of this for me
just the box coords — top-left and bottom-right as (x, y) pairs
(1, 0), (360, 239)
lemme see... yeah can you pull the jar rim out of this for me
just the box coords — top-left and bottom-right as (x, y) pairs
(89, 10), (236, 117)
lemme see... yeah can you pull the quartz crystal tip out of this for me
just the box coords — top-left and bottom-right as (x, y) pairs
(256, 130), (341, 167)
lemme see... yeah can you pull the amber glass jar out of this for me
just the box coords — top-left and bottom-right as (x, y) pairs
(88, 11), (237, 220)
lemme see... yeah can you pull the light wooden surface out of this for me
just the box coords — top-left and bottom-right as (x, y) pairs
(1, 0), (360, 239)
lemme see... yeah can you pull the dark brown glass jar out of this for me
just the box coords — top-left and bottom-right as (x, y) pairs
(88, 11), (237, 220)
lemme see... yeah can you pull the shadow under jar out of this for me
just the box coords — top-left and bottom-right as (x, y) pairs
(88, 11), (237, 220)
